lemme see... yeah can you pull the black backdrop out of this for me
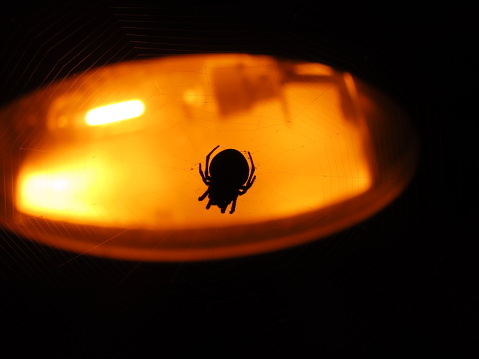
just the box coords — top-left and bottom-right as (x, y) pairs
(1, 1), (477, 357)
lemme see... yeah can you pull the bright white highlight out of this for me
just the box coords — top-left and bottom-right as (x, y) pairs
(85, 100), (145, 126)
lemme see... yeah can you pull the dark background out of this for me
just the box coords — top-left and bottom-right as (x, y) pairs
(1, 1), (477, 357)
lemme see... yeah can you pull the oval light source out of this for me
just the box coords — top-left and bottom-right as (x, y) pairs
(0, 54), (418, 261)
(85, 100), (145, 126)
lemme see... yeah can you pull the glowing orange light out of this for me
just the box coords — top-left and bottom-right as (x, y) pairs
(0, 54), (418, 261)
(85, 100), (145, 126)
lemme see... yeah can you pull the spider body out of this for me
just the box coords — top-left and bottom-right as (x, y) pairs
(198, 145), (256, 214)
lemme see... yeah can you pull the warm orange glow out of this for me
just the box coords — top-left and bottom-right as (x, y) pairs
(0, 54), (418, 261)
(85, 100), (145, 126)
(20, 171), (89, 214)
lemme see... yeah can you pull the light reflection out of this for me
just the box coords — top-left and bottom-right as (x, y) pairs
(0, 54), (418, 261)
(18, 167), (96, 217)
(15, 69), (371, 228)
(85, 100), (144, 126)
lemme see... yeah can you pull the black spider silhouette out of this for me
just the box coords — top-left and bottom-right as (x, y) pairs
(198, 145), (256, 214)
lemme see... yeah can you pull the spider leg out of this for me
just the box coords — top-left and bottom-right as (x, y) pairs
(204, 145), (220, 178)
(239, 175), (256, 195)
(206, 199), (213, 209)
(237, 151), (256, 196)
(199, 163), (211, 185)
(229, 197), (237, 214)
(246, 151), (256, 184)
(198, 188), (209, 201)
(248, 151), (255, 171)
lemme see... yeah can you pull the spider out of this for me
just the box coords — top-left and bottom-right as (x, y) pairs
(198, 145), (256, 214)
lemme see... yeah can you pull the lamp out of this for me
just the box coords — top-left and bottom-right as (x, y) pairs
(0, 54), (418, 261)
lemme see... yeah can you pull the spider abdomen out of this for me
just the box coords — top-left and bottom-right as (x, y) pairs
(209, 149), (250, 187)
